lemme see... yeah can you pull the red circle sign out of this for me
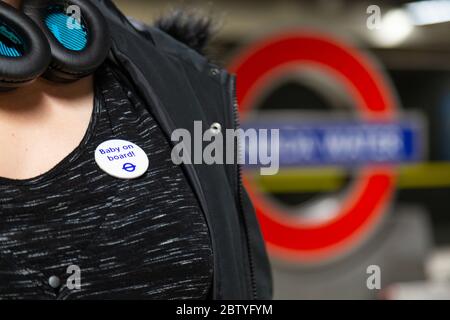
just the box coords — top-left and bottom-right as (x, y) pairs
(229, 31), (399, 262)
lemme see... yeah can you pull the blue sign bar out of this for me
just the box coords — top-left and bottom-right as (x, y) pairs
(241, 120), (424, 167)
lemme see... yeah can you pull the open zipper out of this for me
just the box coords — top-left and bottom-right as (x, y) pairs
(230, 75), (258, 299)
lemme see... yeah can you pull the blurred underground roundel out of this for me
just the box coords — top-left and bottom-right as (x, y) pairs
(229, 31), (424, 265)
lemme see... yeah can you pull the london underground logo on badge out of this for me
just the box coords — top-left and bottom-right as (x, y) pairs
(122, 163), (137, 173)
(95, 139), (149, 179)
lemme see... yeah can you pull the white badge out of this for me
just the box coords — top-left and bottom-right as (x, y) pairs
(95, 139), (149, 179)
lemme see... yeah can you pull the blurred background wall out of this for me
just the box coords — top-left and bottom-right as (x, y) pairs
(112, 0), (450, 300)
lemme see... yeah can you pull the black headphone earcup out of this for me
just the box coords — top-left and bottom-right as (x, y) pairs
(0, 2), (51, 90)
(22, 0), (112, 82)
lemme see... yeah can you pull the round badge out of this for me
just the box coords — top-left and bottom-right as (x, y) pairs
(95, 139), (149, 179)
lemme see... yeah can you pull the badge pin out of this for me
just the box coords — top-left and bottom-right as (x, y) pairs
(95, 139), (149, 179)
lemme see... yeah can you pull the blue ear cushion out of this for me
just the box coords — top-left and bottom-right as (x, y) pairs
(45, 9), (88, 51)
(0, 37), (22, 58)
(0, 1), (51, 89)
(23, 0), (111, 82)
(0, 24), (23, 57)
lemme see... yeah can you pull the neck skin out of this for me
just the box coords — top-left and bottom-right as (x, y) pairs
(3, 0), (21, 8)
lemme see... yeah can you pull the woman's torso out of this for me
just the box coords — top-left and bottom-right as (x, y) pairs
(0, 65), (213, 300)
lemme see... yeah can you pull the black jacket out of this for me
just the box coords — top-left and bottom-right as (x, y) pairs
(92, 0), (273, 300)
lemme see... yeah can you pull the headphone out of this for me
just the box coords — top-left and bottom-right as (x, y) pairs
(0, 0), (111, 90)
